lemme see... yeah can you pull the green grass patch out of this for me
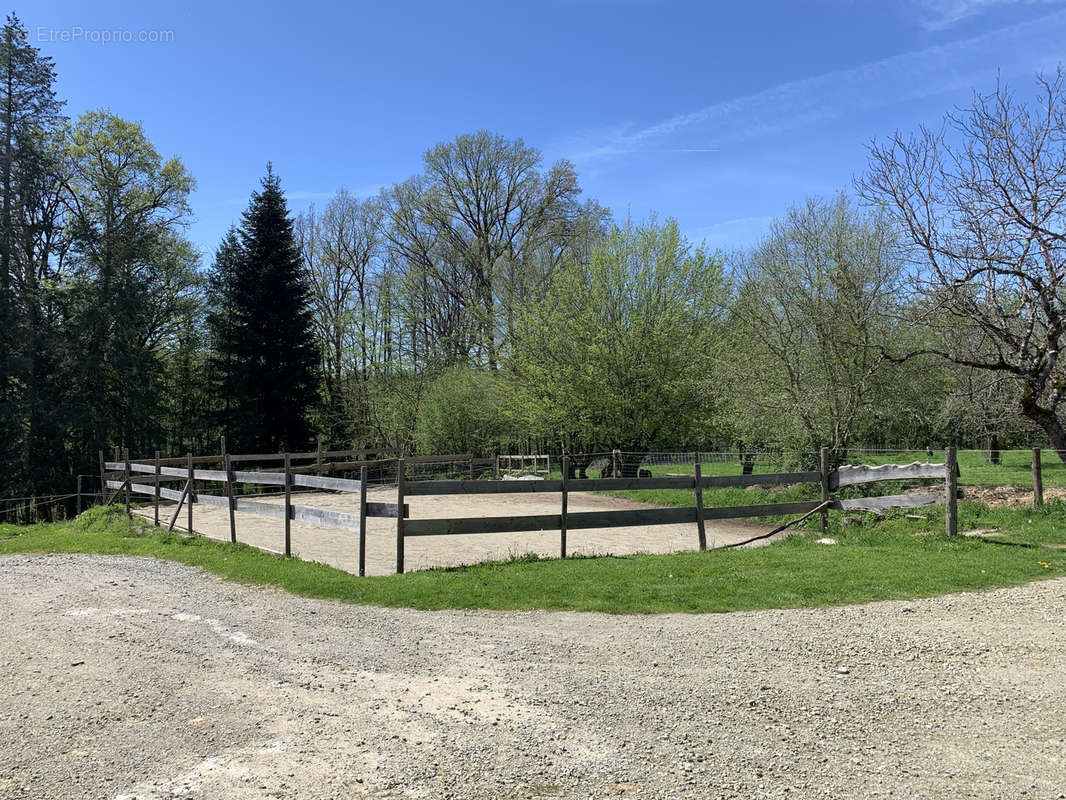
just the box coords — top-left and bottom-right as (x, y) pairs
(1, 503), (1065, 614)
(820, 448), (1065, 488)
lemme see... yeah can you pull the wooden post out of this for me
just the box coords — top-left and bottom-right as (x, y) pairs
(186, 453), (194, 534)
(98, 451), (106, 506)
(76, 475), (83, 516)
(819, 447), (830, 534)
(123, 449), (131, 517)
(167, 479), (192, 532)
(396, 459), (406, 574)
(492, 453), (499, 480)
(222, 437), (236, 544)
(358, 465), (368, 577)
(153, 451), (161, 526)
(283, 453), (292, 557)
(560, 456), (569, 559)
(694, 453), (707, 551)
(315, 437), (323, 473)
(945, 446), (958, 536)
(469, 455), (475, 481)
(1033, 447), (1044, 508)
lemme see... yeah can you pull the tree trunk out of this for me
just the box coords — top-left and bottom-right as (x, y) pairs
(988, 434), (1001, 466)
(1019, 390), (1066, 463)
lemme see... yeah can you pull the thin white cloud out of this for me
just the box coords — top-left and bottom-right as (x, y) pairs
(560, 8), (1066, 163)
(915, 0), (1066, 30)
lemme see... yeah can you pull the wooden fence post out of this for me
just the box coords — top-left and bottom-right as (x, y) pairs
(946, 446), (958, 536)
(358, 465), (368, 577)
(283, 453), (292, 557)
(694, 452), (707, 551)
(396, 459), (406, 574)
(222, 436), (236, 544)
(819, 447), (830, 534)
(98, 450), (106, 506)
(560, 456), (569, 559)
(186, 452), (194, 534)
(492, 453), (499, 480)
(469, 454), (475, 481)
(154, 450), (161, 526)
(1033, 447), (1044, 508)
(76, 475), (82, 516)
(123, 448), (131, 518)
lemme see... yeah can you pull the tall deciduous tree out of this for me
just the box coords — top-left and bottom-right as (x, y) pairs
(62, 111), (198, 466)
(215, 166), (319, 452)
(515, 218), (726, 475)
(382, 131), (595, 370)
(862, 70), (1066, 460)
(725, 194), (905, 460)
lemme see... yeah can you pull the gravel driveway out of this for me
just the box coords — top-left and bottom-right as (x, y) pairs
(1, 554), (1065, 799)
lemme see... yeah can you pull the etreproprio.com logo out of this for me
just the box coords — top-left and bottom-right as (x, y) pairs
(36, 26), (175, 44)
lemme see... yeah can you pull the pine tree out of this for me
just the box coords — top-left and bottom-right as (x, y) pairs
(219, 166), (319, 451)
(0, 14), (62, 494)
(205, 227), (244, 441)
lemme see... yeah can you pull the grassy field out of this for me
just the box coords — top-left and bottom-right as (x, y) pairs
(0, 502), (1064, 614)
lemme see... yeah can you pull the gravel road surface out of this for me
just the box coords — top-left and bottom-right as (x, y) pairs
(1, 554), (1064, 799)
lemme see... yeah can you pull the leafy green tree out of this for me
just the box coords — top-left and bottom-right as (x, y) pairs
(414, 366), (516, 456)
(724, 194), (907, 462)
(381, 131), (600, 371)
(62, 110), (198, 466)
(514, 218), (726, 475)
(213, 166), (319, 451)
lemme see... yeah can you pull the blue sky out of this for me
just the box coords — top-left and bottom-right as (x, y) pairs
(25, 0), (1066, 259)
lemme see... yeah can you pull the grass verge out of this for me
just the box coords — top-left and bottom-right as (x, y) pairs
(1, 503), (1065, 614)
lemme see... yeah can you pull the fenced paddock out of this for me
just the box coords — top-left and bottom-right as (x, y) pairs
(99, 445), (963, 576)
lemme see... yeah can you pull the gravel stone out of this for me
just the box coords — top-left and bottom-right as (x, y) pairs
(1, 553), (1065, 799)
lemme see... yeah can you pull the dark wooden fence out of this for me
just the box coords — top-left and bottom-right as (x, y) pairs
(393, 447), (961, 573)
(99, 445), (966, 575)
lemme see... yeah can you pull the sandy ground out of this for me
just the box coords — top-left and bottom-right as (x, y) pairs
(132, 487), (775, 575)
(2, 554), (1066, 799)
(963, 484), (1066, 507)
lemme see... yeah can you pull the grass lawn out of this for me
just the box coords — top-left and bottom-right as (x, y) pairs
(1, 503), (1064, 614)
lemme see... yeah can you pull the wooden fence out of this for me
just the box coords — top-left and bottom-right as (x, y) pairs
(393, 447), (962, 573)
(100, 445), (964, 575)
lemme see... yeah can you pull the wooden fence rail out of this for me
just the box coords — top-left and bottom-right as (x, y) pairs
(99, 444), (970, 576)
(391, 447), (962, 573)
(103, 446), (412, 575)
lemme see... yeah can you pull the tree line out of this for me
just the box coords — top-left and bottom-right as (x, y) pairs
(3, 12), (1065, 499)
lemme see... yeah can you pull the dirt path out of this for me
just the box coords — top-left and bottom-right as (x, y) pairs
(1, 554), (1065, 799)
(133, 488), (778, 575)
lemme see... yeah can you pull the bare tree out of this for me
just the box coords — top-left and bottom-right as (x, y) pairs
(297, 190), (386, 440)
(726, 193), (904, 460)
(862, 70), (1066, 459)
